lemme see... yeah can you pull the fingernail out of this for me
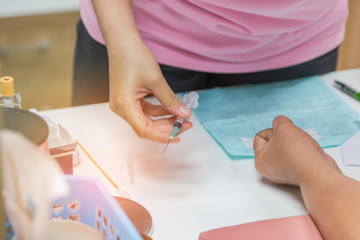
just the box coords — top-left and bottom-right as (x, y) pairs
(179, 105), (191, 115)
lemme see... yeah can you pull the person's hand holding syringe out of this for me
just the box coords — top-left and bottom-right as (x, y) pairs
(162, 92), (200, 156)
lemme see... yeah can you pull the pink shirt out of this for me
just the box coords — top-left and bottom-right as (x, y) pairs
(80, 0), (347, 73)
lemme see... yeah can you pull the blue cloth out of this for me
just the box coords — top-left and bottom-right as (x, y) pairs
(192, 76), (360, 159)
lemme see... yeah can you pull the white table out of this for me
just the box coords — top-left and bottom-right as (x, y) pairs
(42, 69), (360, 240)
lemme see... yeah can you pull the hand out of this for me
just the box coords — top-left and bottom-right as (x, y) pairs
(108, 39), (192, 143)
(253, 116), (341, 186)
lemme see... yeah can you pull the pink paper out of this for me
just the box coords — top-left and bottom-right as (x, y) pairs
(199, 215), (323, 240)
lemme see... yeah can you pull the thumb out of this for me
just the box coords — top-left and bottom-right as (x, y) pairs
(150, 77), (192, 118)
(272, 115), (294, 130)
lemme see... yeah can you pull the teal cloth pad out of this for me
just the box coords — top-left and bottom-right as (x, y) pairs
(192, 76), (360, 159)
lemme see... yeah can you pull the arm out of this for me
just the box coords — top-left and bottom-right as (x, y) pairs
(91, 0), (192, 143)
(302, 166), (360, 240)
(253, 116), (360, 240)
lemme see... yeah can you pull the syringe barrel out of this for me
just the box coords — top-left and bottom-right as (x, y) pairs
(169, 91), (199, 139)
(174, 116), (186, 128)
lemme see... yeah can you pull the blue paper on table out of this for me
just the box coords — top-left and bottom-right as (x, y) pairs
(192, 76), (360, 159)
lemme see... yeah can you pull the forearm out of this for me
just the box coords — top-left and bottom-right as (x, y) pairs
(254, 117), (360, 239)
(91, 0), (143, 54)
(300, 168), (360, 240)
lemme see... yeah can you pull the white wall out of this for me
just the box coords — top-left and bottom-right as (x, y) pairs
(0, 0), (80, 18)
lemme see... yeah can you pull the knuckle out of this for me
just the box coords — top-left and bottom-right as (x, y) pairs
(109, 101), (116, 112)
(133, 127), (146, 139)
(274, 115), (287, 124)
(108, 101), (126, 120)
(147, 73), (162, 85)
(165, 93), (180, 106)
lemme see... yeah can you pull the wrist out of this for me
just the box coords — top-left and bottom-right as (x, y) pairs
(107, 34), (145, 60)
(298, 159), (342, 189)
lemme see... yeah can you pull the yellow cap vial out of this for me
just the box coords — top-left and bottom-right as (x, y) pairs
(1, 76), (15, 97)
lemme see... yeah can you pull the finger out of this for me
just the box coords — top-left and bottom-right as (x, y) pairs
(165, 121), (193, 143)
(256, 128), (273, 141)
(155, 118), (193, 135)
(123, 99), (171, 142)
(253, 128), (273, 156)
(175, 121), (193, 135)
(142, 100), (172, 117)
(148, 77), (192, 118)
(272, 115), (293, 129)
(124, 100), (193, 143)
(272, 116), (309, 140)
(153, 116), (193, 144)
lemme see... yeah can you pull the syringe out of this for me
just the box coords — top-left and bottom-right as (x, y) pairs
(161, 92), (199, 156)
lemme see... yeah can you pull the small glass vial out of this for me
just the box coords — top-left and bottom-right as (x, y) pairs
(0, 76), (22, 108)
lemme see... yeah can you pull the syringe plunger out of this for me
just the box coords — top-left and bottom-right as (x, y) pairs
(183, 92), (199, 109)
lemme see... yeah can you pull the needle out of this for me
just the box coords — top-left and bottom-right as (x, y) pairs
(161, 124), (179, 157)
(161, 138), (171, 157)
